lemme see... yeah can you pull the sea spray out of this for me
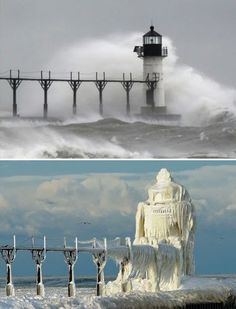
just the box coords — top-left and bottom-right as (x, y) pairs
(46, 33), (236, 125)
(0, 119), (151, 158)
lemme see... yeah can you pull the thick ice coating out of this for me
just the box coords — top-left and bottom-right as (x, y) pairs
(106, 169), (196, 293)
(134, 168), (196, 276)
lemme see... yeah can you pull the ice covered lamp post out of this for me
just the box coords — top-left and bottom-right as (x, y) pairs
(31, 236), (46, 297)
(0, 235), (16, 296)
(63, 237), (78, 297)
(92, 238), (108, 296)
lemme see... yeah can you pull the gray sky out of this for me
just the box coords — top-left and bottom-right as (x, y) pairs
(0, 0), (236, 87)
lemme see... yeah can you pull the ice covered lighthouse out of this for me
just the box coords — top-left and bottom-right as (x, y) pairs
(106, 169), (196, 294)
(134, 26), (180, 120)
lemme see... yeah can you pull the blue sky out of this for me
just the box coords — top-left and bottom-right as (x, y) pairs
(0, 160), (235, 278)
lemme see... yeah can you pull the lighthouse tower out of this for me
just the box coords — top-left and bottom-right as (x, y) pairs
(134, 25), (176, 119)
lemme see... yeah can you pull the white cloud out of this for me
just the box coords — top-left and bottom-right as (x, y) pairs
(0, 194), (8, 209)
(174, 165), (236, 225)
(226, 204), (236, 211)
(0, 165), (236, 238)
(36, 176), (72, 199)
(0, 173), (144, 237)
(80, 175), (138, 216)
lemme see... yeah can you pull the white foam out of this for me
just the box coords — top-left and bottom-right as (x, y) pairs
(0, 124), (151, 158)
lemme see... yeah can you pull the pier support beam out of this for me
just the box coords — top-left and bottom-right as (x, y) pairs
(31, 236), (46, 297)
(121, 73), (134, 117)
(92, 238), (107, 296)
(39, 71), (53, 119)
(8, 70), (22, 117)
(95, 73), (107, 116)
(64, 237), (78, 297)
(68, 73), (82, 115)
(0, 235), (16, 296)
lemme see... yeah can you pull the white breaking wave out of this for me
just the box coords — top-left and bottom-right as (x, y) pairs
(0, 123), (150, 158)
(0, 116), (236, 158)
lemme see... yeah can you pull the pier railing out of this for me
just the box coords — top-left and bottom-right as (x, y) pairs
(0, 235), (131, 298)
(0, 70), (159, 118)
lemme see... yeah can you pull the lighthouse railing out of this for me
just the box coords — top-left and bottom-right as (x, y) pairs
(162, 47), (168, 57)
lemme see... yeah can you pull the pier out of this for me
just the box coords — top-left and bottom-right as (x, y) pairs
(0, 70), (159, 118)
(0, 236), (234, 308)
(0, 235), (129, 298)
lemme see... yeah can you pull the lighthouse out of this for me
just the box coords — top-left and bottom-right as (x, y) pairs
(134, 25), (167, 109)
(134, 26), (179, 120)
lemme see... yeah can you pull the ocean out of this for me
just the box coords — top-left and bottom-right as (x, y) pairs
(0, 115), (236, 158)
(0, 276), (99, 291)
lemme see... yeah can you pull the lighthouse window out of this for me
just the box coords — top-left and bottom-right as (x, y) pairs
(144, 36), (161, 45)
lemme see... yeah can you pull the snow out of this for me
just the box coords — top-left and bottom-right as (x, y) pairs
(0, 276), (236, 308)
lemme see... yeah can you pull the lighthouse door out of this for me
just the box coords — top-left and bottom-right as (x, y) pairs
(146, 89), (154, 106)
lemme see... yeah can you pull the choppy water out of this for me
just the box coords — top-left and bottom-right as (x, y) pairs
(0, 115), (236, 158)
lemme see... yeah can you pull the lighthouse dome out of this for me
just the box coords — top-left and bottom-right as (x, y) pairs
(143, 25), (162, 38)
(143, 25), (162, 45)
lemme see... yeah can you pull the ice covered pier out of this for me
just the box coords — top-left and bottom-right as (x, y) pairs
(1, 235), (146, 298)
(0, 70), (158, 118)
(0, 235), (114, 297)
(0, 237), (235, 308)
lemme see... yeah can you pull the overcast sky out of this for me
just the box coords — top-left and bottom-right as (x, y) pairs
(0, 160), (235, 277)
(0, 0), (236, 87)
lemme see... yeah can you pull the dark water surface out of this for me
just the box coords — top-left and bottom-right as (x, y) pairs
(0, 117), (236, 158)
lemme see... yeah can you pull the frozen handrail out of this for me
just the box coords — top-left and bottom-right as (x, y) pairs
(0, 235), (134, 298)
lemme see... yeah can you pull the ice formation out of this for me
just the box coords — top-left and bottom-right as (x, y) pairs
(106, 168), (196, 294)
